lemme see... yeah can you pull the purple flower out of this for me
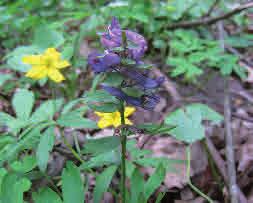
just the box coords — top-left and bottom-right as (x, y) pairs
(100, 17), (122, 49)
(141, 94), (160, 110)
(102, 85), (159, 110)
(125, 30), (147, 60)
(88, 52), (120, 73)
(100, 18), (147, 60)
(120, 68), (164, 89)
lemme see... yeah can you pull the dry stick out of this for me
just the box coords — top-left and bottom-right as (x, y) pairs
(203, 0), (221, 18)
(167, 2), (253, 29)
(218, 21), (239, 203)
(205, 138), (248, 203)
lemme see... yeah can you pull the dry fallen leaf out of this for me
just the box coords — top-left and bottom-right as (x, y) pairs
(141, 137), (208, 189)
(238, 141), (253, 172)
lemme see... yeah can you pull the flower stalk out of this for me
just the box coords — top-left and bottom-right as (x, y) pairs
(119, 101), (126, 203)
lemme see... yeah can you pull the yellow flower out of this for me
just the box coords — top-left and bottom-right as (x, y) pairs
(95, 107), (135, 129)
(22, 48), (70, 83)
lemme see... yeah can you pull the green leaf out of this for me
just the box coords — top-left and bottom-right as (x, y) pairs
(33, 25), (64, 50)
(0, 127), (42, 165)
(12, 89), (34, 121)
(93, 165), (117, 203)
(0, 168), (7, 192)
(126, 160), (136, 178)
(61, 99), (86, 114)
(165, 103), (223, 143)
(155, 192), (166, 203)
(80, 150), (120, 170)
(88, 103), (119, 113)
(0, 74), (12, 86)
(130, 168), (144, 203)
(62, 162), (84, 203)
(135, 157), (183, 172)
(0, 173), (31, 203)
(0, 112), (16, 127)
(5, 46), (40, 72)
(32, 187), (62, 203)
(137, 123), (176, 135)
(36, 127), (55, 172)
(83, 90), (117, 103)
(10, 155), (37, 173)
(143, 164), (166, 201)
(82, 136), (120, 154)
(30, 99), (63, 123)
(0, 135), (15, 150)
(103, 72), (124, 87)
(57, 109), (97, 129)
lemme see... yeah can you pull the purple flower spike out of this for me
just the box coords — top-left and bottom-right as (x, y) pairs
(88, 52), (120, 73)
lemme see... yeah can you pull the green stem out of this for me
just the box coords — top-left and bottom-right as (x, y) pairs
(42, 172), (62, 198)
(186, 145), (214, 203)
(61, 134), (84, 164)
(119, 101), (126, 203)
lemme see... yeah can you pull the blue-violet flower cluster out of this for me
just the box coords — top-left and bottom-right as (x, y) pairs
(88, 17), (164, 110)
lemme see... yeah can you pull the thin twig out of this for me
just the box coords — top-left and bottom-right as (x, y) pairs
(218, 21), (238, 203)
(205, 137), (248, 203)
(167, 2), (253, 29)
(203, 0), (221, 18)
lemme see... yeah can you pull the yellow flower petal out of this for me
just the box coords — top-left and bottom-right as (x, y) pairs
(125, 118), (133, 125)
(95, 112), (107, 117)
(97, 117), (114, 129)
(56, 60), (70, 69)
(44, 48), (60, 60)
(112, 117), (121, 128)
(22, 55), (41, 65)
(48, 69), (65, 83)
(25, 66), (47, 80)
(124, 107), (136, 117)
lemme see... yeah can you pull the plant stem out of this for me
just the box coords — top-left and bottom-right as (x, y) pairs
(61, 134), (84, 164)
(186, 145), (214, 203)
(119, 101), (126, 203)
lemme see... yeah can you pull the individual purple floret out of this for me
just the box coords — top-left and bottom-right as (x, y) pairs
(120, 68), (164, 89)
(100, 17), (147, 61)
(88, 52), (120, 73)
(102, 85), (160, 110)
(141, 94), (160, 110)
